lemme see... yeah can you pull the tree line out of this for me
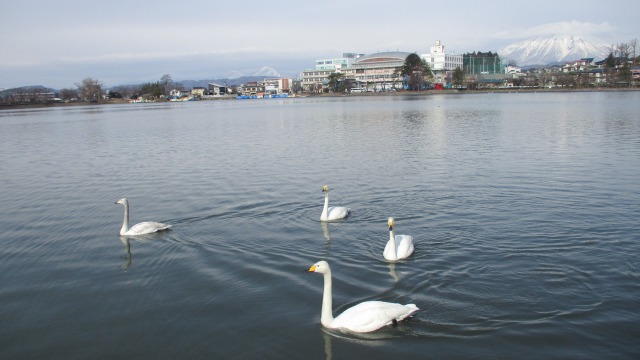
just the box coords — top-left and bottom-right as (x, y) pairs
(64, 74), (178, 102)
(0, 74), (179, 105)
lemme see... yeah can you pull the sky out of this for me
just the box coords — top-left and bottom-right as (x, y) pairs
(1, 0), (638, 90)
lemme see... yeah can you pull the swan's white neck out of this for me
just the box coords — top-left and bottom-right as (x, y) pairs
(388, 227), (397, 259)
(321, 270), (335, 327)
(321, 193), (330, 219)
(120, 201), (130, 235)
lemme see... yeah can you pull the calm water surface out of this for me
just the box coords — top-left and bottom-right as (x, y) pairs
(1, 92), (639, 359)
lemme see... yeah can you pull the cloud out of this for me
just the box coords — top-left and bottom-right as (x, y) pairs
(494, 21), (616, 40)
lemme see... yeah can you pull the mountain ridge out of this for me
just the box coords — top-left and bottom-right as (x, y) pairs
(498, 34), (609, 66)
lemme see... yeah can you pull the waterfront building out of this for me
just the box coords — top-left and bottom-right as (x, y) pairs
(314, 53), (363, 70)
(351, 51), (411, 90)
(301, 53), (362, 92)
(239, 82), (262, 95)
(421, 40), (463, 85)
(263, 77), (292, 94)
(190, 87), (206, 98)
(208, 83), (227, 96)
(169, 89), (190, 98)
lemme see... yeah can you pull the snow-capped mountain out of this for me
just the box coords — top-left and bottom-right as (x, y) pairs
(498, 35), (609, 66)
(224, 66), (281, 79)
(253, 66), (281, 77)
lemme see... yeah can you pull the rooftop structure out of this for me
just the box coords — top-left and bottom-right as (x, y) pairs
(421, 40), (463, 85)
(352, 51), (411, 90)
(314, 53), (364, 71)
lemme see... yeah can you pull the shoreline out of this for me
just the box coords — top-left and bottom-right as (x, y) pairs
(2, 87), (638, 110)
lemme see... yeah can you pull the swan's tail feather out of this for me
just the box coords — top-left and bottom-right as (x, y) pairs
(404, 304), (420, 318)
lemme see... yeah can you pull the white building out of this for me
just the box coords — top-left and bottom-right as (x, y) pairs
(314, 53), (363, 71)
(352, 52), (410, 90)
(302, 53), (363, 91)
(421, 40), (463, 85)
(504, 65), (522, 74)
(263, 78), (292, 94)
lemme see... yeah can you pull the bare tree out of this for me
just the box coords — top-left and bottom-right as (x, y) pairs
(629, 39), (638, 65)
(76, 78), (103, 102)
(160, 74), (173, 96)
(13, 87), (33, 103)
(618, 42), (631, 58)
(59, 88), (78, 102)
(26, 87), (43, 103)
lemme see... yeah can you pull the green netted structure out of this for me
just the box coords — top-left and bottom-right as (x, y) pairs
(463, 52), (504, 75)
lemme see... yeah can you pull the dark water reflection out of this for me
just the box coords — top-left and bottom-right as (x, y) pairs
(1, 92), (639, 359)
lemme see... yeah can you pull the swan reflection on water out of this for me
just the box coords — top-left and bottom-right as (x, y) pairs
(117, 234), (157, 270)
(321, 324), (405, 360)
(119, 237), (133, 270)
(388, 262), (400, 282)
(321, 221), (331, 242)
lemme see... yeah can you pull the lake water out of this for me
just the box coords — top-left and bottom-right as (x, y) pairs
(1, 92), (639, 359)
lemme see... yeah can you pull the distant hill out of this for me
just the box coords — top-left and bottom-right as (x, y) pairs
(0, 75), (288, 93)
(498, 34), (609, 66)
(175, 66), (283, 89)
(177, 76), (275, 89)
(0, 85), (56, 95)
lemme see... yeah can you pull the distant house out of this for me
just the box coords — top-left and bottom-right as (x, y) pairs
(562, 58), (594, 72)
(505, 65), (522, 74)
(169, 89), (189, 98)
(208, 83), (227, 96)
(240, 82), (262, 95)
(191, 87), (206, 97)
(263, 78), (292, 94)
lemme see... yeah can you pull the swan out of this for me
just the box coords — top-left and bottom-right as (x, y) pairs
(307, 260), (419, 333)
(383, 217), (414, 261)
(115, 198), (172, 236)
(320, 186), (350, 221)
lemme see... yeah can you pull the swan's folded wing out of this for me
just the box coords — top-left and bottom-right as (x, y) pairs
(397, 235), (415, 258)
(128, 221), (172, 235)
(333, 301), (417, 333)
(327, 206), (350, 220)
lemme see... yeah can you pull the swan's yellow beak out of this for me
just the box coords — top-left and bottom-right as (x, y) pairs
(308, 264), (317, 272)
(322, 186), (328, 192)
(388, 218), (394, 230)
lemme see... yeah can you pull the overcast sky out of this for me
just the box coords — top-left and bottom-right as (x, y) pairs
(1, 0), (638, 89)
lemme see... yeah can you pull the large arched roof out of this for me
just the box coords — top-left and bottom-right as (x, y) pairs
(354, 51), (412, 64)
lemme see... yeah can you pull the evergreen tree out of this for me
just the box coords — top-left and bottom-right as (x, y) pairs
(605, 53), (616, 68)
(399, 53), (432, 90)
(327, 72), (345, 93)
(452, 67), (465, 87)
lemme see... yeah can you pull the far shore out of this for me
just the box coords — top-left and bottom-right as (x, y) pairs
(2, 87), (638, 110)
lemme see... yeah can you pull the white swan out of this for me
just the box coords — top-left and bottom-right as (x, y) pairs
(320, 186), (350, 221)
(383, 217), (414, 261)
(307, 260), (419, 333)
(115, 198), (172, 236)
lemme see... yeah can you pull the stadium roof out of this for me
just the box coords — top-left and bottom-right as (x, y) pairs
(354, 52), (412, 64)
